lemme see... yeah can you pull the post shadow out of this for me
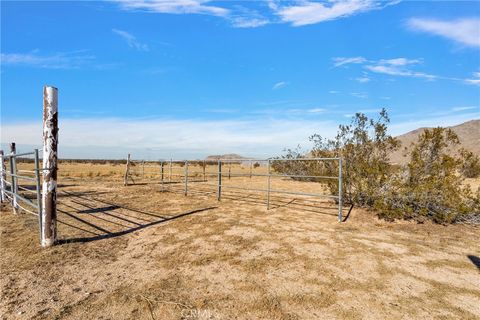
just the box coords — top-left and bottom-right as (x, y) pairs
(467, 255), (480, 270)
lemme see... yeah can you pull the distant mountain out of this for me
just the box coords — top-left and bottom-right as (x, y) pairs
(205, 153), (249, 161)
(390, 119), (480, 164)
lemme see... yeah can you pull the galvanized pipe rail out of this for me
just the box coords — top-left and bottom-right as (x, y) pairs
(0, 149), (43, 240)
(125, 156), (344, 221)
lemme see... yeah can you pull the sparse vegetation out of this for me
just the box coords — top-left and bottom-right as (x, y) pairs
(275, 109), (480, 224)
(460, 149), (480, 178)
(374, 127), (479, 223)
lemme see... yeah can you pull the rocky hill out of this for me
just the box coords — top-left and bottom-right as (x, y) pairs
(205, 153), (249, 161)
(390, 119), (479, 164)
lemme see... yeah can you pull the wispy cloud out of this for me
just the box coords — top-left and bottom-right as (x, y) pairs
(365, 57), (436, 79)
(407, 18), (480, 48)
(115, 0), (398, 28)
(355, 76), (371, 83)
(333, 56), (366, 67)
(464, 72), (480, 86)
(272, 81), (288, 90)
(116, 0), (229, 17)
(112, 29), (149, 51)
(350, 92), (368, 99)
(0, 51), (95, 69)
(1, 117), (338, 159)
(272, 0), (399, 27)
(452, 106), (477, 112)
(332, 56), (438, 80)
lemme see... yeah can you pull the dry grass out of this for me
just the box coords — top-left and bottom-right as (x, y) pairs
(1, 162), (480, 319)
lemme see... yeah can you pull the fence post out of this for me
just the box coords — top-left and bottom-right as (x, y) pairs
(203, 160), (206, 182)
(267, 159), (271, 210)
(9, 143), (19, 214)
(0, 150), (5, 203)
(184, 160), (188, 196)
(249, 160), (253, 179)
(228, 162), (231, 180)
(124, 154), (130, 186)
(217, 160), (222, 201)
(338, 157), (343, 222)
(142, 160), (145, 179)
(160, 160), (164, 191)
(41, 85), (58, 247)
(34, 149), (43, 242)
(169, 158), (172, 183)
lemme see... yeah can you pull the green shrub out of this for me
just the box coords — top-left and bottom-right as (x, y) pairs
(460, 149), (480, 178)
(275, 109), (479, 224)
(374, 128), (478, 223)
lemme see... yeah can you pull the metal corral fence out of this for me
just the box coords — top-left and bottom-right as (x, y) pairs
(124, 156), (344, 221)
(0, 146), (42, 218)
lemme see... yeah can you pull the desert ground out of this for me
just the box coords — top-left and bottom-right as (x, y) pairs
(1, 161), (480, 319)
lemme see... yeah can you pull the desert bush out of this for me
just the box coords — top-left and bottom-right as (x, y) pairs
(308, 108), (399, 206)
(253, 162), (260, 168)
(276, 109), (479, 223)
(374, 128), (479, 223)
(459, 149), (480, 178)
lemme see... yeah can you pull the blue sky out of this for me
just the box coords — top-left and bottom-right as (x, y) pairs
(1, 0), (479, 159)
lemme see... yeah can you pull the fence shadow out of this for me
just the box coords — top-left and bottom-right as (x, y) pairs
(167, 183), (339, 217)
(467, 255), (480, 270)
(56, 190), (217, 244)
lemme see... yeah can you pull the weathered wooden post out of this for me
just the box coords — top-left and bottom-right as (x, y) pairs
(169, 159), (172, 183)
(267, 159), (271, 210)
(228, 162), (231, 180)
(203, 160), (206, 182)
(0, 150), (5, 203)
(184, 160), (188, 196)
(217, 160), (222, 201)
(124, 154), (130, 186)
(160, 160), (164, 191)
(249, 160), (253, 179)
(9, 143), (19, 214)
(41, 86), (58, 247)
(142, 160), (145, 179)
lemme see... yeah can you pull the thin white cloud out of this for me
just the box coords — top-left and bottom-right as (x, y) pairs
(1, 117), (338, 159)
(307, 108), (326, 113)
(364, 64), (436, 79)
(378, 58), (421, 66)
(116, 0), (229, 17)
(112, 29), (149, 51)
(452, 106), (477, 112)
(1, 51), (95, 69)
(464, 72), (480, 86)
(332, 56), (438, 80)
(272, 81), (288, 90)
(355, 76), (370, 83)
(231, 16), (269, 28)
(333, 56), (366, 67)
(350, 92), (368, 99)
(273, 0), (399, 27)
(407, 18), (480, 48)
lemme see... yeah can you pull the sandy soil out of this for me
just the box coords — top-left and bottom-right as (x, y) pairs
(1, 164), (480, 319)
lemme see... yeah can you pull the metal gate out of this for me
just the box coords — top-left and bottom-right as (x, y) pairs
(0, 148), (43, 239)
(124, 156), (344, 221)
